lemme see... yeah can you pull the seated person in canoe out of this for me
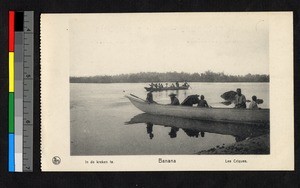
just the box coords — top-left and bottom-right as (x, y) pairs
(234, 88), (246, 108)
(248, 95), (260, 109)
(169, 93), (180, 105)
(183, 81), (189, 87)
(146, 91), (156, 104)
(197, 95), (209, 108)
(149, 82), (154, 88)
(160, 83), (164, 88)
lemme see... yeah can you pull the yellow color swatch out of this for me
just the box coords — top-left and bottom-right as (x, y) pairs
(9, 52), (14, 92)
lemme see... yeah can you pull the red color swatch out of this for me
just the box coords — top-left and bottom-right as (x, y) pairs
(9, 11), (15, 52)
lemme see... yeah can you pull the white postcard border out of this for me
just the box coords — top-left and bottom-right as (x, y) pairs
(41, 12), (294, 171)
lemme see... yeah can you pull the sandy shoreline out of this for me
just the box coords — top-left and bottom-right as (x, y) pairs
(197, 134), (270, 154)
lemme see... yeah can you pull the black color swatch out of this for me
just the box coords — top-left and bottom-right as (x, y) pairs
(15, 12), (24, 31)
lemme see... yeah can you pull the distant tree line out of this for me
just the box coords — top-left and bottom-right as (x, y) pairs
(70, 71), (269, 83)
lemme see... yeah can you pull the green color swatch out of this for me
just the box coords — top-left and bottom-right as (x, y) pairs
(9, 92), (14, 133)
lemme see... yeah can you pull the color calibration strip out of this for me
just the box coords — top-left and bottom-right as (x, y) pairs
(9, 11), (34, 172)
(9, 10), (15, 172)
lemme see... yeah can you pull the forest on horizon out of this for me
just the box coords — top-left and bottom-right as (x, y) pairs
(70, 71), (269, 83)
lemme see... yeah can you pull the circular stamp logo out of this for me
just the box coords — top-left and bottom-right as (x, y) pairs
(52, 156), (61, 165)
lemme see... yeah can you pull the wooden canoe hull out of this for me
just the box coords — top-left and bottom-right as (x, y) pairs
(144, 86), (189, 92)
(126, 95), (269, 124)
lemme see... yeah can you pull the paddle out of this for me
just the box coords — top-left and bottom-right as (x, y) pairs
(130, 93), (147, 102)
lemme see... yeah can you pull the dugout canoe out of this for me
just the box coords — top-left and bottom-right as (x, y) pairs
(125, 94), (269, 124)
(126, 113), (269, 138)
(144, 85), (189, 92)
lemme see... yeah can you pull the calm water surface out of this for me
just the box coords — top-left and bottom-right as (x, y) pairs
(70, 82), (269, 155)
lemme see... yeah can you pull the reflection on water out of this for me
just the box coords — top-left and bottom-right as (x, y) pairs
(126, 113), (269, 143)
(147, 123), (206, 139)
(169, 127), (179, 138)
(146, 123), (154, 139)
(145, 121), (207, 139)
(182, 129), (205, 138)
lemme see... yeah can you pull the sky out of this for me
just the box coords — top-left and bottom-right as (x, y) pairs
(69, 13), (269, 77)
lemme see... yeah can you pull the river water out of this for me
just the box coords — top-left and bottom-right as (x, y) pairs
(70, 82), (269, 155)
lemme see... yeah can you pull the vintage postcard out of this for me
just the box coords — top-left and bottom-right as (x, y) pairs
(41, 12), (294, 171)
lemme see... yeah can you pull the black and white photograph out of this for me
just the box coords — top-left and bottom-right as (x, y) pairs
(69, 13), (270, 156)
